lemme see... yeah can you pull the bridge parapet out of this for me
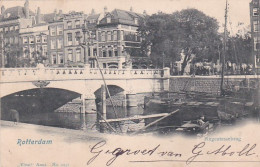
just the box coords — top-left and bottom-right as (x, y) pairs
(0, 67), (164, 82)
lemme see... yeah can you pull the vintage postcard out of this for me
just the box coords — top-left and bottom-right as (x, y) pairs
(0, 0), (260, 166)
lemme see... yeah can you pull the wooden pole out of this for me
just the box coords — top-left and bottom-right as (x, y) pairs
(101, 84), (106, 117)
(97, 112), (117, 133)
(131, 109), (179, 135)
(80, 94), (87, 130)
(220, 0), (228, 96)
(94, 56), (122, 132)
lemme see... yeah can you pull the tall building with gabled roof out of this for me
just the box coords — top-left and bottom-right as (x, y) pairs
(0, 0), (36, 67)
(92, 8), (144, 69)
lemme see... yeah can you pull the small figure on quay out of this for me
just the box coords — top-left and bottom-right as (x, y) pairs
(9, 109), (19, 124)
(197, 115), (205, 126)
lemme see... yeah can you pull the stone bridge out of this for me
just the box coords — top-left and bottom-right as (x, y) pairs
(0, 65), (170, 113)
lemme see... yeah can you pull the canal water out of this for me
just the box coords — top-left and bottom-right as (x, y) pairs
(10, 105), (145, 132)
(1, 92), (258, 135)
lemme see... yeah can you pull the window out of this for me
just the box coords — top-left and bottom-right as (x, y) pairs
(120, 30), (124, 40)
(23, 46), (28, 57)
(57, 38), (63, 49)
(57, 25), (63, 35)
(10, 37), (14, 44)
(102, 51), (107, 57)
(50, 27), (56, 36)
(29, 36), (34, 44)
(75, 20), (80, 28)
(134, 18), (138, 24)
(68, 49), (73, 61)
(36, 36), (41, 43)
(67, 21), (72, 29)
(107, 17), (111, 23)
(15, 25), (19, 31)
(58, 53), (64, 64)
(113, 31), (117, 41)
(30, 46), (35, 58)
(114, 50), (118, 57)
(14, 36), (18, 44)
(68, 33), (72, 45)
(75, 31), (81, 44)
(91, 31), (96, 40)
(76, 49), (81, 62)
(23, 37), (28, 44)
(109, 50), (112, 57)
(101, 32), (105, 42)
(254, 21), (259, 32)
(5, 37), (9, 44)
(52, 53), (57, 64)
(51, 39), (56, 49)
(253, 8), (259, 16)
(103, 63), (107, 68)
(93, 48), (97, 56)
(107, 31), (112, 41)
(42, 35), (47, 43)
(5, 27), (8, 33)
(11, 26), (15, 31)
(42, 45), (47, 56)
(0, 28), (3, 32)
(36, 45), (41, 52)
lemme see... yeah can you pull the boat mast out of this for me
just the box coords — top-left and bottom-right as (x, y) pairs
(220, 0), (228, 96)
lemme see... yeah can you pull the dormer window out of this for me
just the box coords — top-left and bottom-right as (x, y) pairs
(253, 8), (259, 16)
(4, 13), (10, 18)
(107, 16), (111, 23)
(134, 18), (138, 24)
(75, 20), (80, 28)
(67, 21), (72, 29)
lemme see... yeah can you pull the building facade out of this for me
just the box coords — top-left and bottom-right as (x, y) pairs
(19, 24), (49, 66)
(0, 0), (35, 67)
(250, 0), (260, 74)
(63, 11), (87, 66)
(0, 0), (149, 69)
(95, 9), (143, 69)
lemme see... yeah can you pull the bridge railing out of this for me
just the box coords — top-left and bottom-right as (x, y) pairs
(0, 67), (164, 81)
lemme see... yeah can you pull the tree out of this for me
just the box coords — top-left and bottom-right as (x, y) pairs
(138, 12), (181, 68)
(226, 31), (251, 64)
(172, 9), (220, 74)
(138, 9), (220, 74)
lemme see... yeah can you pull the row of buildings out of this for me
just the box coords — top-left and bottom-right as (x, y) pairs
(0, 0), (150, 69)
(250, 0), (260, 73)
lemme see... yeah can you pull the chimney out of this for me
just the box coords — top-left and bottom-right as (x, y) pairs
(36, 7), (41, 24)
(58, 10), (62, 16)
(54, 9), (57, 20)
(143, 10), (147, 15)
(1, 6), (5, 15)
(130, 7), (133, 12)
(91, 9), (95, 15)
(104, 6), (108, 14)
(24, 0), (29, 19)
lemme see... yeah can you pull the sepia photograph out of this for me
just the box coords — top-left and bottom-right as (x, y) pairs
(0, 0), (260, 166)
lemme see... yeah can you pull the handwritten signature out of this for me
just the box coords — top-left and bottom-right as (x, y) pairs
(87, 140), (257, 166)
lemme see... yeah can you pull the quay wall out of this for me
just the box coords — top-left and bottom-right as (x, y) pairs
(169, 75), (259, 94)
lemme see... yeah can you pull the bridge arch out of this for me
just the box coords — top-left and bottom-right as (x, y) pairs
(93, 84), (125, 101)
(1, 88), (82, 117)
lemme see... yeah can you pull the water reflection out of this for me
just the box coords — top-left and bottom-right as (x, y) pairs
(2, 105), (145, 132)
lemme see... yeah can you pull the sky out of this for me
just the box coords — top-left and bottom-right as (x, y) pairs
(0, 0), (252, 34)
